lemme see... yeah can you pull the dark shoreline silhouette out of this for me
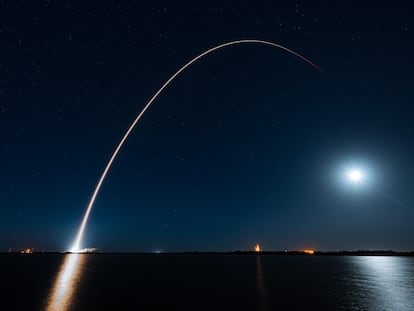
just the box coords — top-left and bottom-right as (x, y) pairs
(4, 250), (414, 256)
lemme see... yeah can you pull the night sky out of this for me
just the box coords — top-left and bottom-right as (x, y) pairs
(1, 1), (413, 252)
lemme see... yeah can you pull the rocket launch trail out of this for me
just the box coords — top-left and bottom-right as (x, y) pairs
(69, 39), (323, 252)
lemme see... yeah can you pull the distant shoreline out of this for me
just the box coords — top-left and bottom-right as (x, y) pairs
(3, 250), (414, 256)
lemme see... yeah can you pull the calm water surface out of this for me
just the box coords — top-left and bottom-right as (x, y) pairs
(1, 254), (414, 310)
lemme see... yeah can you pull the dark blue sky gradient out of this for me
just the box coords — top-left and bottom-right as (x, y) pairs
(1, 1), (413, 251)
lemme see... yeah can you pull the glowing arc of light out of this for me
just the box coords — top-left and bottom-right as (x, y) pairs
(70, 39), (323, 252)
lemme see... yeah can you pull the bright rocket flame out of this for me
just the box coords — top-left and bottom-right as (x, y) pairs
(46, 254), (86, 311)
(69, 39), (323, 252)
(255, 244), (262, 252)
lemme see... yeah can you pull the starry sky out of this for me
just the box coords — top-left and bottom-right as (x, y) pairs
(1, 1), (413, 252)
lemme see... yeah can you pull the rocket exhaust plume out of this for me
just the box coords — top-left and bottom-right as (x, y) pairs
(69, 39), (323, 252)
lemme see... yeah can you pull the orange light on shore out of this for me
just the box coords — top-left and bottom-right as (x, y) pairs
(21, 248), (33, 254)
(303, 249), (314, 255)
(254, 244), (261, 252)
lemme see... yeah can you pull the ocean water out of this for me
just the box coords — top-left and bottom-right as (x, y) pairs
(1, 254), (414, 310)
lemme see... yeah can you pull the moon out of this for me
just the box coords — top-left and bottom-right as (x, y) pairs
(347, 169), (364, 183)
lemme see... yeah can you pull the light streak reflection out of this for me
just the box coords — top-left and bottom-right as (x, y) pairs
(256, 255), (269, 311)
(352, 256), (414, 310)
(46, 254), (86, 311)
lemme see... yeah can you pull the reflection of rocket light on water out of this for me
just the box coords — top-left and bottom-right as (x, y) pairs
(46, 254), (86, 311)
(69, 39), (323, 253)
(256, 255), (268, 311)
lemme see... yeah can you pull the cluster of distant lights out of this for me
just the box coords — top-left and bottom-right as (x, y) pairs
(254, 244), (314, 254)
